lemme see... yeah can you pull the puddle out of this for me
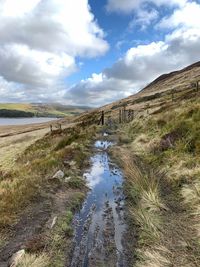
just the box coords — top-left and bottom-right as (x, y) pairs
(69, 140), (127, 267)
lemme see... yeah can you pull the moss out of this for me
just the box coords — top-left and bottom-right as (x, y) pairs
(69, 192), (85, 211)
(67, 177), (85, 189)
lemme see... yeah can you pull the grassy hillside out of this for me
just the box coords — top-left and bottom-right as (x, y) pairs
(114, 97), (200, 267)
(0, 103), (90, 118)
(103, 61), (200, 267)
(97, 61), (200, 118)
(0, 61), (200, 266)
(74, 61), (200, 267)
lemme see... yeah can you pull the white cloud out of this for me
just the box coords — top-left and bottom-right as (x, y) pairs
(129, 9), (159, 30)
(1, 0), (200, 107)
(0, 0), (109, 102)
(65, 73), (135, 107)
(65, 0), (200, 107)
(106, 0), (186, 13)
(1, 0), (41, 17)
(158, 1), (200, 29)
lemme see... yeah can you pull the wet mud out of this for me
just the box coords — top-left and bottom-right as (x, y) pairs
(69, 139), (129, 267)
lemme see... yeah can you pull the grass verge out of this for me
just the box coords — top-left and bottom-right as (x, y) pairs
(115, 97), (200, 266)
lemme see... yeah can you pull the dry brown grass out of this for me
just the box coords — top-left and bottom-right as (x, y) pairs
(135, 246), (171, 267)
(116, 96), (200, 267)
(0, 128), (49, 172)
(16, 253), (50, 267)
(121, 152), (166, 247)
(0, 123), (95, 229)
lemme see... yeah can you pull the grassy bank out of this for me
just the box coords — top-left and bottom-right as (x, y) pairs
(115, 97), (200, 266)
(0, 123), (97, 266)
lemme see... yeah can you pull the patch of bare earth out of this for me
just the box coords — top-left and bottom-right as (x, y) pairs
(0, 183), (84, 266)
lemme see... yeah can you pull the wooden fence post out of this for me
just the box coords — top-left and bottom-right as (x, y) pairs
(171, 89), (175, 102)
(101, 111), (104, 125)
(131, 110), (134, 121)
(146, 104), (150, 115)
(119, 109), (122, 124)
(197, 81), (199, 92)
(123, 105), (126, 123)
(98, 111), (104, 126)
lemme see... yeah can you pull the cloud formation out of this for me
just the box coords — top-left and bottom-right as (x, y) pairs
(0, 0), (109, 101)
(106, 0), (186, 13)
(1, 0), (200, 107)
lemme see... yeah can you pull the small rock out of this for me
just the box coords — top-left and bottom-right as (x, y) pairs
(65, 176), (71, 182)
(9, 250), (25, 267)
(52, 170), (64, 179)
(51, 216), (57, 229)
(70, 161), (76, 167)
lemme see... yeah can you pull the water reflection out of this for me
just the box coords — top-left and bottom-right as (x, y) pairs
(70, 140), (127, 267)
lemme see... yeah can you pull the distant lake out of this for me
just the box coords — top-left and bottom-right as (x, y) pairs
(0, 117), (58, 126)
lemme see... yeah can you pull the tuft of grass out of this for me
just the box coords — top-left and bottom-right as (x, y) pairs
(140, 189), (168, 213)
(123, 154), (160, 198)
(55, 134), (79, 151)
(121, 152), (165, 247)
(131, 206), (161, 244)
(17, 253), (50, 267)
(182, 180), (200, 207)
(136, 246), (171, 267)
(67, 177), (85, 189)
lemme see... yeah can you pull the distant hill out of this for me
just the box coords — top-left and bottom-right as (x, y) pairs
(0, 103), (91, 118)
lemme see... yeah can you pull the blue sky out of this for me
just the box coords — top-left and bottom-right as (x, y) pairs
(0, 0), (200, 106)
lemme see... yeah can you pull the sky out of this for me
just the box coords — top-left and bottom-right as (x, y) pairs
(0, 0), (200, 107)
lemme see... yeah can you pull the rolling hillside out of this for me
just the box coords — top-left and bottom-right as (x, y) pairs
(0, 61), (200, 267)
(0, 103), (91, 118)
(103, 61), (200, 115)
(76, 61), (200, 124)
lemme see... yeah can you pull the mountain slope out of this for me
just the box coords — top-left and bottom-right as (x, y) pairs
(99, 60), (200, 117)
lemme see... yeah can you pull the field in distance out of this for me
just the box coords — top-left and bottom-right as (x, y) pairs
(0, 103), (91, 118)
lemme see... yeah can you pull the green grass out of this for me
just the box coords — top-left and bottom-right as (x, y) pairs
(67, 176), (85, 189)
(0, 103), (89, 117)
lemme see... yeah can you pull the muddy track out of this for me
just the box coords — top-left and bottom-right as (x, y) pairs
(68, 138), (132, 267)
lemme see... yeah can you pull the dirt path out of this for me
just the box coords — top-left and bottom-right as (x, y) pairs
(69, 139), (131, 267)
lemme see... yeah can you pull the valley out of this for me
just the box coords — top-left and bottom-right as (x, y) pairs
(0, 61), (200, 267)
